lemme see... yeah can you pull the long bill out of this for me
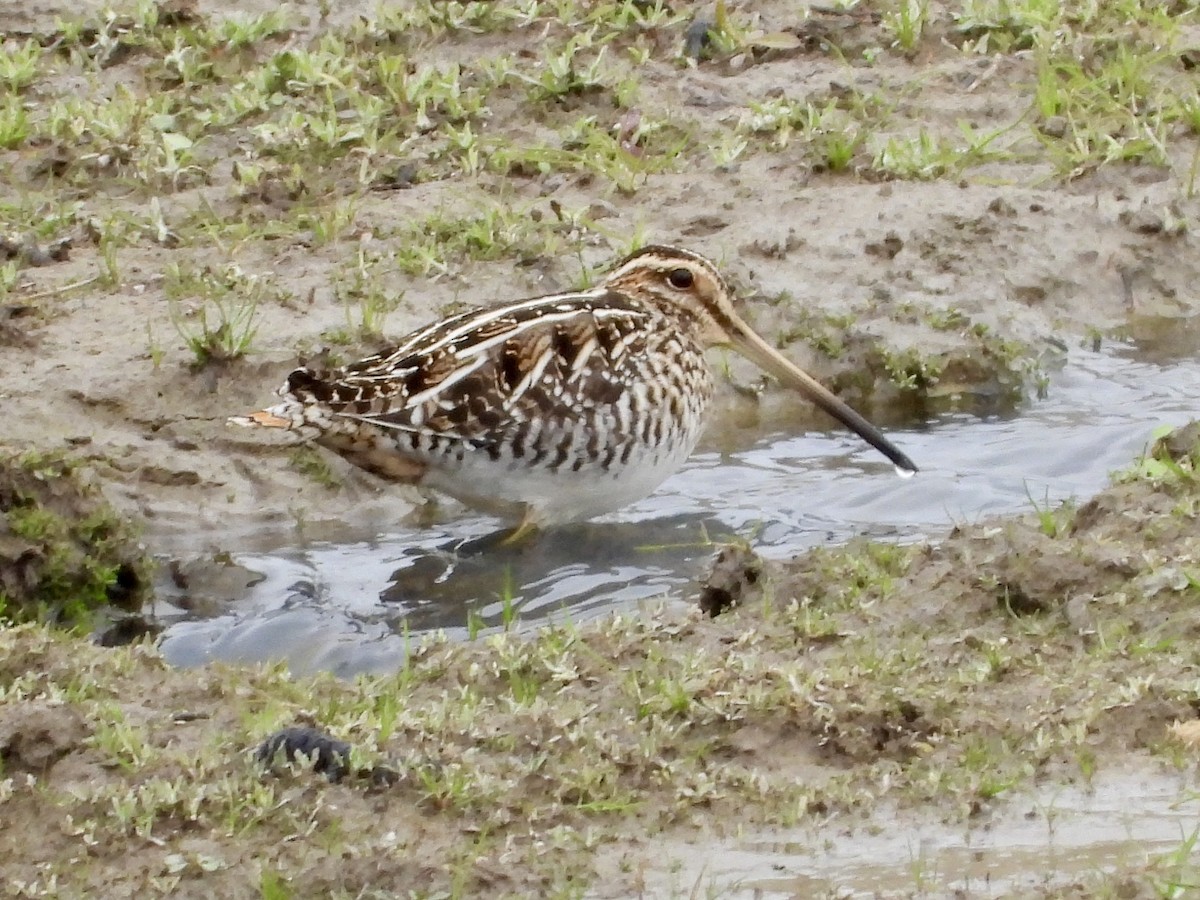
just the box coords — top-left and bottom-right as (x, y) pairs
(729, 320), (919, 474)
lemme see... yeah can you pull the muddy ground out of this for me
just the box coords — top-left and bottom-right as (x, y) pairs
(4, 0), (1200, 549)
(3, 0), (1200, 896)
(4, 429), (1200, 897)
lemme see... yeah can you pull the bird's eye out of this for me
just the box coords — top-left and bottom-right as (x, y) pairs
(667, 267), (694, 289)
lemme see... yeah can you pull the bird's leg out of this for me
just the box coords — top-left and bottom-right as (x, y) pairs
(406, 493), (443, 528)
(499, 505), (541, 547)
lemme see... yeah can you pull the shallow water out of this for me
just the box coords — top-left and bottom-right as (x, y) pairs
(157, 339), (1200, 677)
(636, 768), (1200, 898)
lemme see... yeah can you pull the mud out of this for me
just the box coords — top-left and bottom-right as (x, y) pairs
(3, 423), (1200, 895)
(0, 451), (151, 625)
(3, 0), (1200, 551)
(3, 0), (1200, 896)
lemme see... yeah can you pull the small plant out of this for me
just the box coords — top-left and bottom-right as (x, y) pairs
(414, 760), (477, 811)
(497, 567), (518, 632)
(170, 296), (259, 365)
(0, 96), (30, 150)
(883, 0), (929, 53)
(1118, 425), (1200, 486)
(952, 0), (1057, 54)
(259, 868), (294, 900)
(466, 607), (485, 640)
(159, 34), (213, 87)
(99, 235), (122, 288)
(335, 249), (403, 338)
(527, 33), (609, 101)
(218, 9), (293, 49)
(89, 706), (154, 773)
(817, 126), (864, 171)
(708, 132), (748, 168)
(145, 322), (166, 369)
(739, 97), (807, 147)
(294, 197), (359, 246)
(0, 261), (18, 301)
(880, 346), (943, 391)
(705, 0), (749, 56)
(287, 448), (341, 489)
(797, 102), (869, 171)
(0, 39), (42, 91)
(1153, 824), (1200, 897)
(872, 122), (1011, 179)
(1023, 485), (1075, 538)
(166, 263), (268, 366)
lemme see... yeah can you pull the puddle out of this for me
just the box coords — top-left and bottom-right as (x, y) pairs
(632, 769), (1200, 898)
(156, 343), (1200, 677)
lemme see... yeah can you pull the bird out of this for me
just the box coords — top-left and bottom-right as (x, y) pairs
(231, 245), (916, 539)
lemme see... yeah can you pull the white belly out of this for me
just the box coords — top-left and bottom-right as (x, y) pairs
(421, 416), (706, 525)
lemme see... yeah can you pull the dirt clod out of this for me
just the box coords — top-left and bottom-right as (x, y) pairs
(256, 725), (352, 781)
(864, 231), (904, 258)
(1121, 207), (1166, 235)
(0, 451), (152, 627)
(698, 542), (764, 616)
(0, 701), (87, 775)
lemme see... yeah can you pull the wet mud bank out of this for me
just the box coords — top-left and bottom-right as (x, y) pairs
(2, 424), (1200, 896)
(5, 0), (1200, 894)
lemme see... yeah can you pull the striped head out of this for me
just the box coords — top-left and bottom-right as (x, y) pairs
(601, 245), (735, 348)
(602, 244), (919, 475)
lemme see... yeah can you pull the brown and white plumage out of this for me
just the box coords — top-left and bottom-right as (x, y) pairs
(232, 245), (916, 530)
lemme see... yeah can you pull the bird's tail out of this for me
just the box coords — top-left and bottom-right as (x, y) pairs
(229, 368), (335, 432)
(227, 409), (294, 428)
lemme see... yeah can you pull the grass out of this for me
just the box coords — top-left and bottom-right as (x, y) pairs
(4, 421), (1200, 892)
(286, 448), (341, 489)
(0, 39), (42, 92)
(1153, 825), (1200, 897)
(0, 97), (30, 149)
(0, 0), (1185, 203)
(0, 451), (151, 629)
(3, 0), (1200, 893)
(165, 263), (281, 365)
(6, 419), (1200, 893)
(883, 0), (931, 54)
(1119, 423), (1200, 487)
(1025, 484), (1075, 537)
(0, 0), (1193, 320)
(775, 302), (1041, 412)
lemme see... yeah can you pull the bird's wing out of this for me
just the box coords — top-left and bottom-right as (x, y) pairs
(283, 292), (652, 451)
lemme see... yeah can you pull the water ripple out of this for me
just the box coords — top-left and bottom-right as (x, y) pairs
(157, 345), (1200, 675)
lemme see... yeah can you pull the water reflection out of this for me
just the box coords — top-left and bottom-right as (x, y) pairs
(379, 516), (726, 629)
(1114, 313), (1200, 364)
(639, 768), (1200, 898)
(156, 343), (1200, 676)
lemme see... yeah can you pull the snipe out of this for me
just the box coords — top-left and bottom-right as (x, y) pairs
(232, 246), (916, 536)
